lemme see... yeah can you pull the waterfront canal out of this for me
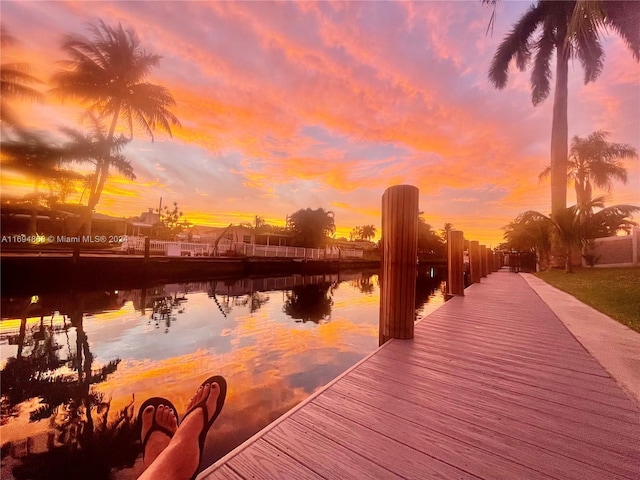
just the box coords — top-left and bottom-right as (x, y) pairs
(1, 269), (446, 479)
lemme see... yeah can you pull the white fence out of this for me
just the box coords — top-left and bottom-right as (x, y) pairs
(122, 236), (364, 259)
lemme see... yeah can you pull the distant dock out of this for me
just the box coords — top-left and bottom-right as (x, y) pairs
(199, 270), (640, 480)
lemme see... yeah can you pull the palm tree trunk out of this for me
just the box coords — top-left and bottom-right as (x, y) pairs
(550, 26), (570, 268)
(565, 245), (573, 273)
(78, 103), (121, 235)
(550, 48), (569, 214)
(78, 163), (102, 235)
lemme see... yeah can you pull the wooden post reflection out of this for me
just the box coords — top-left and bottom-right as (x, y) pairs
(379, 185), (419, 346)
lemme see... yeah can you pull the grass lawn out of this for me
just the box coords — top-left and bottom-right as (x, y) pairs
(535, 267), (640, 334)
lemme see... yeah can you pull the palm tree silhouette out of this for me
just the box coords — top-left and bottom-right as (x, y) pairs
(0, 26), (44, 132)
(288, 208), (336, 247)
(60, 111), (135, 187)
(540, 130), (637, 208)
(51, 20), (180, 234)
(502, 213), (553, 269)
(283, 283), (334, 323)
(359, 225), (377, 242)
(1, 305), (135, 479)
(488, 1), (639, 217)
(519, 197), (638, 272)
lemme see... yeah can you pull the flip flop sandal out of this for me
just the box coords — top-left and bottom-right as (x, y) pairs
(137, 397), (180, 460)
(181, 375), (227, 480)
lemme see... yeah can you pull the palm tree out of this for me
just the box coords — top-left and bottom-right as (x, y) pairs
(0, 26), (44, 132)
(0, 130), (83, 234)
(440, 222), (454, 242)
(359, 225), (377, 241)
(502, 212), (553, 269)
(521, 197), (638, 272)
(60, 112), (134, 212)
(540, 130), (637, 207)
(241, 215), (266, 233)
(288, 208), (336, 247)
(488, 1), (640, 218)
(51, 21), (180, 233)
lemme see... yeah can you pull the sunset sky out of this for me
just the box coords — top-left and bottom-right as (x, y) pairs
(1, 1), (639, 246)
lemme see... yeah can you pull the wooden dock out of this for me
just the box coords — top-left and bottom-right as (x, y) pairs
(200, 271), (640, 480)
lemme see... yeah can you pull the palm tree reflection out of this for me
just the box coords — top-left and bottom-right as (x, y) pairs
(0, 293), (138, 479)
(283, 282), (335, 324)
(352, 273), (376, 295)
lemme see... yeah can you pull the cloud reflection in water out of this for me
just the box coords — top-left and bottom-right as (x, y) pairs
(0, 270), (445, 479)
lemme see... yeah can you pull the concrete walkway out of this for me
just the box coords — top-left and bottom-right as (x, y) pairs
(522, 273), (640, 407)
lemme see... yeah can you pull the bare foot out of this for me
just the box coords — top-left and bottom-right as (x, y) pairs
(140, 404), (178, 468)
(179, 382), (220, 438)
(172, 383), (220, 474)
(137, 379), (226, 480)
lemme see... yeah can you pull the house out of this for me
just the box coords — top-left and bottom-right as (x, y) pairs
(125, 208), (159, 237)
(190, 225), (256, 249)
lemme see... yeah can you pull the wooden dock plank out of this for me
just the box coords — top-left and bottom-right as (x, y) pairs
(207, 465), (245, 480)
(377, 344), (638, 411)
(199, 272), (640, 480)
(359, 356), (639, 437)
(295, 402), (533, 480)
(263, 420), (405, 479)
(402, 336), (623, 390)
(224, 440), (323, 479)
(407, 332), (611, 377)
(416, 321), (604, 368)
(336, 372), (638, 458)
(306, 394), (551, 480)
(332, 374), (639, 478)
(287, 406), (482, 480)
(313, 386), (628, 480)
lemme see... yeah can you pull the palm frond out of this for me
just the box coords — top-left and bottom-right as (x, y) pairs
(603, 1), (640, 61)
(110, 155), (136, 180)
(488, 3), (546, 89)
(573, 25), (604, 84)
(568, 130), (637, 194)
(588, 203), (640, 236)
(531, 18), (555, 105)
(0, 131), (83, 180)
(126, 83), (181, 139)
(538, 165), (552, 183)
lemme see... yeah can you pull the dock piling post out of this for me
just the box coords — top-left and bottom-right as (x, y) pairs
(469, 241), (481, 284)
(480, 245), (488, 277)
(447, 230), (464, 296)
(379, 185), (419, 345)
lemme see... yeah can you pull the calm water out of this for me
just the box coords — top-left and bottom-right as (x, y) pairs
(0, 269), (446, 480)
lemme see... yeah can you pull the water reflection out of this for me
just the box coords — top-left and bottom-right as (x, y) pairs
(283, 281), (337, 324)
(1, 296), (137, 479)
(1, 269), (445, 479)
